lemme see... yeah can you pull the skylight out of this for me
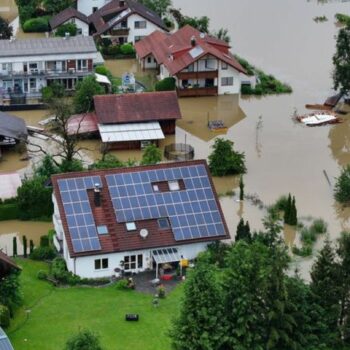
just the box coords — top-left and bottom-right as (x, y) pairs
(97, 225), (108, 235)
(189, 45), (204, 59)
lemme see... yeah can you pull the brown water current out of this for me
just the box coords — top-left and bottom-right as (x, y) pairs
(0, 0), (17, 22)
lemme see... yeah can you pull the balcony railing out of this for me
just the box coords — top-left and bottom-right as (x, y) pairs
(0, 68), (91, 78)
(110, 27), (130, 36)
(177, 86), (218, 97)
(177, 69), (218, 80)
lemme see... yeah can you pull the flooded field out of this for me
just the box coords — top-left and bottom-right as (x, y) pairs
(0, 0), (17, 22)
(0, 220), (53, 256)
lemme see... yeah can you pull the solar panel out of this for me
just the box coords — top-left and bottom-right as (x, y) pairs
(106, 165), (226, 241)
(58, 176), (102, 253)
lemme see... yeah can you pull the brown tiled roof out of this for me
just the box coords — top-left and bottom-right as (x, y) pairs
(135, 25), (246, 75)
(0, 250), (20, 276)
(89, 0), (167, 36)
(93, 91), (182, 124)
(51, 160), (230, 258)
(49, 7), (89, 29)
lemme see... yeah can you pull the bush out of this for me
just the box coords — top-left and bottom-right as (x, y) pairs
(0, 203), (19, 221)
(119, 43), (135, 55)
(0, 304), (10, 328)
(55, 23), (77, 37)
(30, 246), (57, 260)
(40, 235), (50, 247)
(41, 83), (66, 103)
(292, 245), (313, 257)
(155, 77), (176, 91)
(157, 285), (166, 298)
(95, 65), (110, 76)
(65, 329), (103, 350)
(37, 270), (48, 280)
(310, 219), (328, 235)
(115, 279), (129, 290)
(101, 45), (120, 57)
(208, 138), (246, 176)
(271, 195), (289, 212)
(335, 13), (350, 26)
(23, 17), (49, 32)
(100, 37), (112, 47)
(334, 165), (350, 204)
(300, 227), (317, 245)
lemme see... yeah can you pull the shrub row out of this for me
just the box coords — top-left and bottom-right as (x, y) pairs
(100, 43), (136, 58)
(0, 203), (19, 221)
(23, 17), (50, 32)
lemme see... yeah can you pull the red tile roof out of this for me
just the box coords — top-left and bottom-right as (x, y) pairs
(93, 91), (182, 124)
(135, 25), (246, 76)
(67, 113), (98, 135)
(89, 0), (168, 36)
(49, 7), (89, 29)
(0, 250), (20, 276)
(51, 160), (230, 258)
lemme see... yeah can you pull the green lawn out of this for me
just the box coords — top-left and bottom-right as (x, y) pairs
(7, 259), (182, 350)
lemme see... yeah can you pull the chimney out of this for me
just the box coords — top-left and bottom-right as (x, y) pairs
(190, 35), (196, 47)
(64, 32), (70, 39)
(94, 183), (101, 207)
(119, 0), (125, 6)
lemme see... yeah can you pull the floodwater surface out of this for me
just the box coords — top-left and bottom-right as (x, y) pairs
(0, 0), (17, 22)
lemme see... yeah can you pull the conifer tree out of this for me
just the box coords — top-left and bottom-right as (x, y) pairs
(236, 218), (251, 242)
(290, 196), (298, 226)
(22, 235), (27, 258)
(239, 175), (244, 201)
(13, 237), (17, 257)
(29, 240), (34, 254)
(170, 262), (227, 350)
(284, 194), (292, 224)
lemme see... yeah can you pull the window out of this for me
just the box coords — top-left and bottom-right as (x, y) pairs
(153, 184), (159, 192)
(77, 59), (87, 71)
(97, 225), (108, 235)
(147, 57), (152, 63)
(221, 62), (228, 70)
(135, 36), (145, 42)
(2, 63), (12, 71)
(124, 254), (143, 270)
(92, 6), (98, 12)
(95, 258), (109, 270)
(134, 20), (147, 29)
(126, 222), (136, 231)
(187, 64), (194, 72)
(29, 62), (38, 73)
(221, 77), (234, 86)
(158, 218), (170, 229)
(29, 78), (37, 90)
(168, 180), (180, 191)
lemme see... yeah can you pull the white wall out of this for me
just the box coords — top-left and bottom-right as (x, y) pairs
(159, 64), (170, 80)
(144, 55), (157, 69)
(78, 0), (112, 16)
(127, 13), (164, 44)
(68, 241), (211, 278)
(218, 64), (241, 95)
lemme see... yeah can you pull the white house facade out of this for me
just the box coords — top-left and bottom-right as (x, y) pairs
(0, 37), (100, 108)
(78, 0), (113, 16)
(52, 160), (230, 279)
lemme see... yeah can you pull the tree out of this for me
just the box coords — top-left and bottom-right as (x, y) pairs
(34, 155), (59, 180)
(17, 177), (53, 220)
(170, 262), (227, 350)
(290, 196), (298, 226)
(73, 76), (104, 114)
(22, 235), (27, 258)
(155, 77), (176, 91)
(213, 28), (230, 43)
(208, 138), (246, 176)
(239, 175), (244, 201)
(334, 165), (350, 204)
(141, 144), (162, 165)
(65, 329), (103, 350)
(283, 193), (292, 224)
(55, 23), (77, 37)
(91, 154), (124, 169)
(333, 24), (350, 96)
(43, 0), (74, 14)
(235, 218), (251, 242)
(0, 269), (22, 316)
(0, 16), (13, 39)
(12, 237), (17, 257)
(138, 0), (171, 17)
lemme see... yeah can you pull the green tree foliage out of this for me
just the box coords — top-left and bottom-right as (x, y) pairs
(23, 235), (27, 258)
(55, 23), (78, 37)
(155, 77), (176, 91)
(0, 270), (22, 316)
(119, 43), (135, 55)
(92, 154), (125, 169)
(335, 165), (350, 204)
(208, 138), (246, 176)
(13, 237), (17, 257)
(138, 0), (172, 17)
(29, 239), (34, 254)
(235, 218), (251, 242)
(15, 0), (40, 25)
(333, 24), (350, 96)
(23, 17), (50, 32)
(0, 16), (13, 39)
(170, 262), (227, 350)
(64, 329), (103, 350)
(43, 0), (74, 14)
(17, 177), (53, 220)
(0, 304), (10, 327)
(34, 155), (59, 180)
(205, 241), (229, 268)
(41, 82), (66, 103)
(284, 194), (297, 225)
(170, 9), (210, 33)
(213, 28), (230, 43)
(74, 76), (104, 113)
(141, 144), (162, 165)
(239, 175), (244, 200)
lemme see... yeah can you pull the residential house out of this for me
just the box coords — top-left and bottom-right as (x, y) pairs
(94, 91), (181, 149)
(0, 326), (14, 350)
(135, 25), (247, 97)
(51, 160), (230, 278)
(88, 0), (168, 44)
(0, 36), (101, 108)
(0, 111), (27, 157)
(49, 7), (90, 36)
(0, 250), (20, 277)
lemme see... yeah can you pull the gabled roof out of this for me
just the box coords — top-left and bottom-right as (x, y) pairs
(0, 326), (14, 350)
(49, 7), (89, 29)
(0, 111), (27, 140)
(93, 91), (182, 124)
(89, 0), (168, 36)
(51, 160), (230, 258)
(135, 25), (246, 76)
(0, 36), (97, 57)
(0, 250), (20, 277)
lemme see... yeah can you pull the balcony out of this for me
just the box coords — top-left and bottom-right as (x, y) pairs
(0, 68), (91, 79)
(177, 70), (218, 80)
(110, 27), (130, 36)
(177, 86), (218, 97)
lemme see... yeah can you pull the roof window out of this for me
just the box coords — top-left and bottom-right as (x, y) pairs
(126, 222), (137, 231)
(97, 225), (108, 235)
(168, 180), (180, 191)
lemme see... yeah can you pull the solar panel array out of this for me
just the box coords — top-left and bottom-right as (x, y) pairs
(106, 164), (226, 241)
(58, 176), (102, 253)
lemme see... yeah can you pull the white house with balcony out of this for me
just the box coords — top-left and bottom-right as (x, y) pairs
(0, 36), (100, 108)
(88, 0), (168, 44)
(135, 25), (247, 97)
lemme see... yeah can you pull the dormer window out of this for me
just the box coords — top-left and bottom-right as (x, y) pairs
(126, 222), (137, 231)
(168, 180), (180, 191)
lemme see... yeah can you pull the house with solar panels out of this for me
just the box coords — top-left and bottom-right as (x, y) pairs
(135, 25), (247, 97)
(51, 160), (230, 278)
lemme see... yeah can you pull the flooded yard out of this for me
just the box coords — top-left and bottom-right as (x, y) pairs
(0, 0), (17, 22)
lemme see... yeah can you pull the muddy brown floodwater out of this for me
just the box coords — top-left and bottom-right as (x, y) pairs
(0, 0), (17, 22)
